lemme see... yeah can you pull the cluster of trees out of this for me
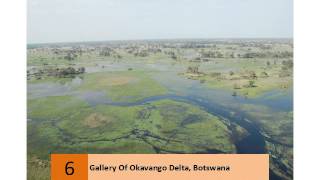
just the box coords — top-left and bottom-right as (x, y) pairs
(248, 80), (256, 88)
(98, 47), (122, 58)
(281, 60), (294, 69)
(164, 51), (177, 60)
(171, 54), (177, 60)
(187, 66), (200, 74)
(274, 51), (293, 58)
(99, 47), (113, 56)
(240, 70), (257, 80)
(52, 48), (84, 61)
(147, 48), (162, 53)
(233, 51), (293, 59)
(64, 52), (78, 61)
(180, 44), (210, 49)
(28, 66), (86, 80)
(134, 50), (149, 57)
(200, 51), (224, 58)
(233, 80), (256, 90)
(279, 60), (293, 77)
(114, 54), (122, 59)
(128, 47), (162, 57)
(242, 52), (266, 58)
(44, 67), (85, 77)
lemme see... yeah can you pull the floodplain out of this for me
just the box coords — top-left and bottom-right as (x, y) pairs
(27, 39), (293, 180)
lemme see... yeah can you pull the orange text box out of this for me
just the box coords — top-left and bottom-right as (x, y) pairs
(51, 154), (88, 180)
(88, 154), (269, 180)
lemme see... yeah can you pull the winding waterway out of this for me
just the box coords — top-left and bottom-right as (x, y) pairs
(28, 71), (293, 179)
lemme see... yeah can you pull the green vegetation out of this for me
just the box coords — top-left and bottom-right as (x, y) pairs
(239, 104), (293, 145)
(28, 97), (237, 154)
(28, 96), (89, 120)
(27, 39), (293, 180)
(28, 96), (239, 179)
(183, 58), (293, 98)
(27, 156), (49, 180)
(76, 71), (168, 102)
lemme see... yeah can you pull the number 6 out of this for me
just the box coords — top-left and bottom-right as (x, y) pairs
(65, 161), (74, 175)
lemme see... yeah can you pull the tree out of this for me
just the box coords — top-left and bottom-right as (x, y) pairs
(216, 51), (224, 58)
(248, 80), (256, 88)
(171, 54), (177, 60)
(78, 67), (85, 73)
(249, 71), (257, 79)
(260, 71), (269, 78)
(187, 66), (199, 74)
(64, 52), (76, 61)
(267, 61), (271, 66)
(230, 52), (235, 58)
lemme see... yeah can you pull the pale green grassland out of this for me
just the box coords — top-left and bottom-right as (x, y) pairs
(76, 71), (168, 102)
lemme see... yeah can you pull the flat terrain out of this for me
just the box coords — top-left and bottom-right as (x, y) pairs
(27, 39), (293, 180)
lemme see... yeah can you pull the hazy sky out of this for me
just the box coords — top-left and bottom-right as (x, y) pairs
(27, 0), (293, 44)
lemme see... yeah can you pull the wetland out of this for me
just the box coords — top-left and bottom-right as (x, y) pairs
(27, 39), (293, 180)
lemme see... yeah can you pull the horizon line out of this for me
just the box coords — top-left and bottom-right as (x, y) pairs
(27, 37), (293, 45)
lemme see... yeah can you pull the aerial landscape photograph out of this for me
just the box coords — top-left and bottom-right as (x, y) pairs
(27, 0), (293, 179)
